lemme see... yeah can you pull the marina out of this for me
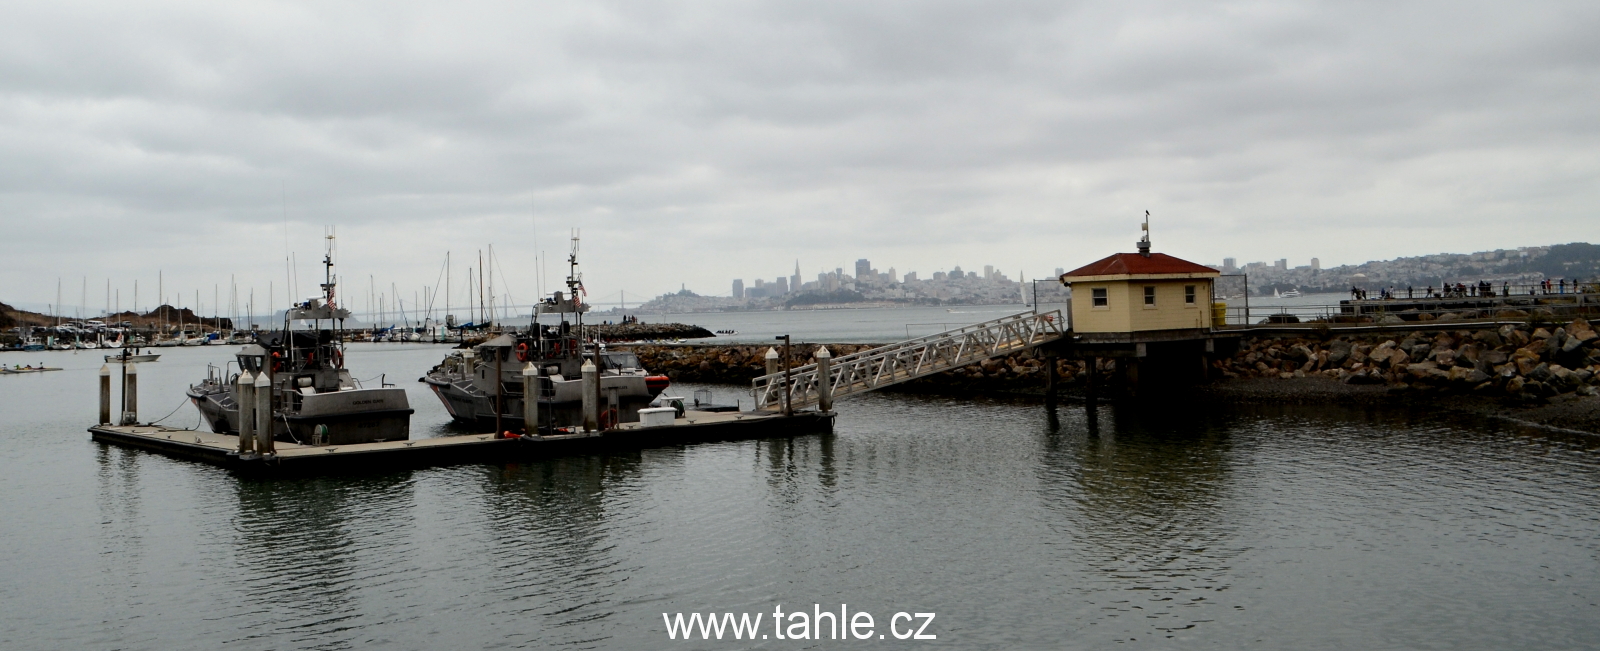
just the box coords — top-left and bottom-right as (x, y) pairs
(7, 331), (1600, 649)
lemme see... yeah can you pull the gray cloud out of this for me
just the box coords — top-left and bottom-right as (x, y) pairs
(3, 0), (1598, 313)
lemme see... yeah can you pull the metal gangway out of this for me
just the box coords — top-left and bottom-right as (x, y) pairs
(752, 310), (1066, 411)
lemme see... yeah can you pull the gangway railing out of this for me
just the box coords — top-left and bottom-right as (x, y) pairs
(752, 310), (1066, 411)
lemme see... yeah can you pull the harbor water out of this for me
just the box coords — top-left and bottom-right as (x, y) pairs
(2, 337), (1599, 649)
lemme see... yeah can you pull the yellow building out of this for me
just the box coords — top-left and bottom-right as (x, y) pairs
(1059, 249), (1219, 335)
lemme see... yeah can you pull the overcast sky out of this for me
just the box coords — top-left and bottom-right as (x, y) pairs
(3, 1), (1597, 315)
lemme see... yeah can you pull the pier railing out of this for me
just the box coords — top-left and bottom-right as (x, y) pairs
(1218, 291), (1595, 327)
(751, 310), (1066, 411)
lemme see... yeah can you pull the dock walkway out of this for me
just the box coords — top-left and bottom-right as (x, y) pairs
(90, 409), (832, 474)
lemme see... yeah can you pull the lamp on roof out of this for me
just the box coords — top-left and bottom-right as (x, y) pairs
(1137, 210), (1151, 257)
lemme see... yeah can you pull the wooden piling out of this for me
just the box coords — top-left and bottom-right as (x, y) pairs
(121, 362), (138, 425)
(581, 358), (598, 432)
(237, 369), (255, 456)
(253, 370), (273, 456)
(98, 365), (111, 425)
(522, 362), (539, 434)
(815, 347), (833, 412)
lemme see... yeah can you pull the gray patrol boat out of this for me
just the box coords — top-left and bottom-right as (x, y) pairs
(423, 235), (669, 433)
(188, 235), (412, 446)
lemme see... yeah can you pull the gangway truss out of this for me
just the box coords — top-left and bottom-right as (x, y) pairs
(752, 310), (1066, 411)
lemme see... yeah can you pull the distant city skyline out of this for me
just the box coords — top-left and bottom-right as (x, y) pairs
(4, 4), (1597, 312)
(729, 256), (1023, 299)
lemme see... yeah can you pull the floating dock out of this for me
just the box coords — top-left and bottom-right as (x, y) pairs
(89, 409), (834, 474)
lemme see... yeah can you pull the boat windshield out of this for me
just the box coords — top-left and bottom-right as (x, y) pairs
(603, 352), (641, 370)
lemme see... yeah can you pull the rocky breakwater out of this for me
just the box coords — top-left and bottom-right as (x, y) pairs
(624, 343), (1093, 391)
(1217, 318), (1600, 402)
(593, 322), (713, 342)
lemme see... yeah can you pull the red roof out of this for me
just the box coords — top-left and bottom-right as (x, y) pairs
(1061, 252), (1218, 278)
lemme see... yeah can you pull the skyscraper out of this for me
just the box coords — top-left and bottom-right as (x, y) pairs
(732, 279), (744, 299)
(855, 259), (872, 284)
(791, 261), (801, 295)
(1310, 258), (1321, 270)
(775, 277), (788, 294)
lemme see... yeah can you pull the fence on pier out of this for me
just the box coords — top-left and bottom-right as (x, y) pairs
(751, 310), (1066, 411)
(1217, 290), (1597, 327)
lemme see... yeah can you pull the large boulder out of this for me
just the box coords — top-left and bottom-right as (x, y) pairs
(1407, 361), (1439, 379)
(1327, 339), (1353, 365)
(1567, 318), (1597, 343)
(1513, 352), (1541, 377)
(1473, 329), (1505, 348)
(1527, 362), (1554, 384)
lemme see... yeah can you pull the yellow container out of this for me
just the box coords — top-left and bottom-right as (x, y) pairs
(1211, 302), (1228, 327)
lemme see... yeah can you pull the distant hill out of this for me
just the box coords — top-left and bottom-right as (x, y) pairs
(1229, 242), (1599, 295)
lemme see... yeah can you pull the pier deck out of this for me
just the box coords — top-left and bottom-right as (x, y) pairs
(89, 409), (833, 474)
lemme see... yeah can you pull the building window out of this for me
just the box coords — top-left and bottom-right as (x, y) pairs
(1144, 286), (1156, 306)
(1092, 288), (1107, 308)
(1185, 285), (1196, 304)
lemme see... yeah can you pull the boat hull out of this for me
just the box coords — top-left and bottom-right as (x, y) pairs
(188, 385), (413, 445)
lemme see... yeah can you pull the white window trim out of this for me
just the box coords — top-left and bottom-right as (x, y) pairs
(1091, 287), (1110, 311)
(1142, 286), (1157, 310)
(1184, 284), (1199, 308)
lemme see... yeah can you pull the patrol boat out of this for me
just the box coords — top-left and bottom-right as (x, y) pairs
(187, 233), (412, 445)
(423, 235), (670, 433)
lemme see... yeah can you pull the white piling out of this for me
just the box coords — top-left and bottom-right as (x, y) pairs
(121, 363), (138, 425)
(522, 362), (540, 434)
(98, 365), (111, 425)
(815, 346), (833, 413)
(765, 347), (780, 376)
(581, 358), (598, 432)
(237, 369), (256, 456)
(254, 370), (274, 456)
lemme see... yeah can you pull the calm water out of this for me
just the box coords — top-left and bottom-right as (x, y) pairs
(3, 343), (1599, 649)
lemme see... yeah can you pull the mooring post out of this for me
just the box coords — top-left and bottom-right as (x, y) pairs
(815, 346), (833, 412)
(237, 369), (256, 456)
(121, 362), (138, 425)
(522, 362), (539, 435)
(494, 348), (504, 438)
(764, 347), (780, 376)
(1086, 356), (1098, 408)
(777, 335), (793, 417)
(581, 358), (598, 432)
(98, 364), (111, 425)
(1044, 350), (1057, 406)
(254, 370), (273, 456)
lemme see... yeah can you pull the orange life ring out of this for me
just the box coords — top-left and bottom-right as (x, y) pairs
(516, 342), (529, 362)
(331, 348), (344, 369)
(599, 409), (616, 430)
(550, 341), (562, 356)
(271, 351), (283, 373)
(305, 351), (316, 366)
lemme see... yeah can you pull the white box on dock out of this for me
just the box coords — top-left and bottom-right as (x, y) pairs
(638, 407), (677, 428)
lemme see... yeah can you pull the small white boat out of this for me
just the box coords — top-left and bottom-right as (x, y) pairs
(1281, 288), (1302, 298)
(105, 352), (161, 363)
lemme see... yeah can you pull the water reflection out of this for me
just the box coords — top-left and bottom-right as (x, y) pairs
(1038, 401), (1244, 640)
(227, 473), (419, 650)
(469, 455), (645, 647)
